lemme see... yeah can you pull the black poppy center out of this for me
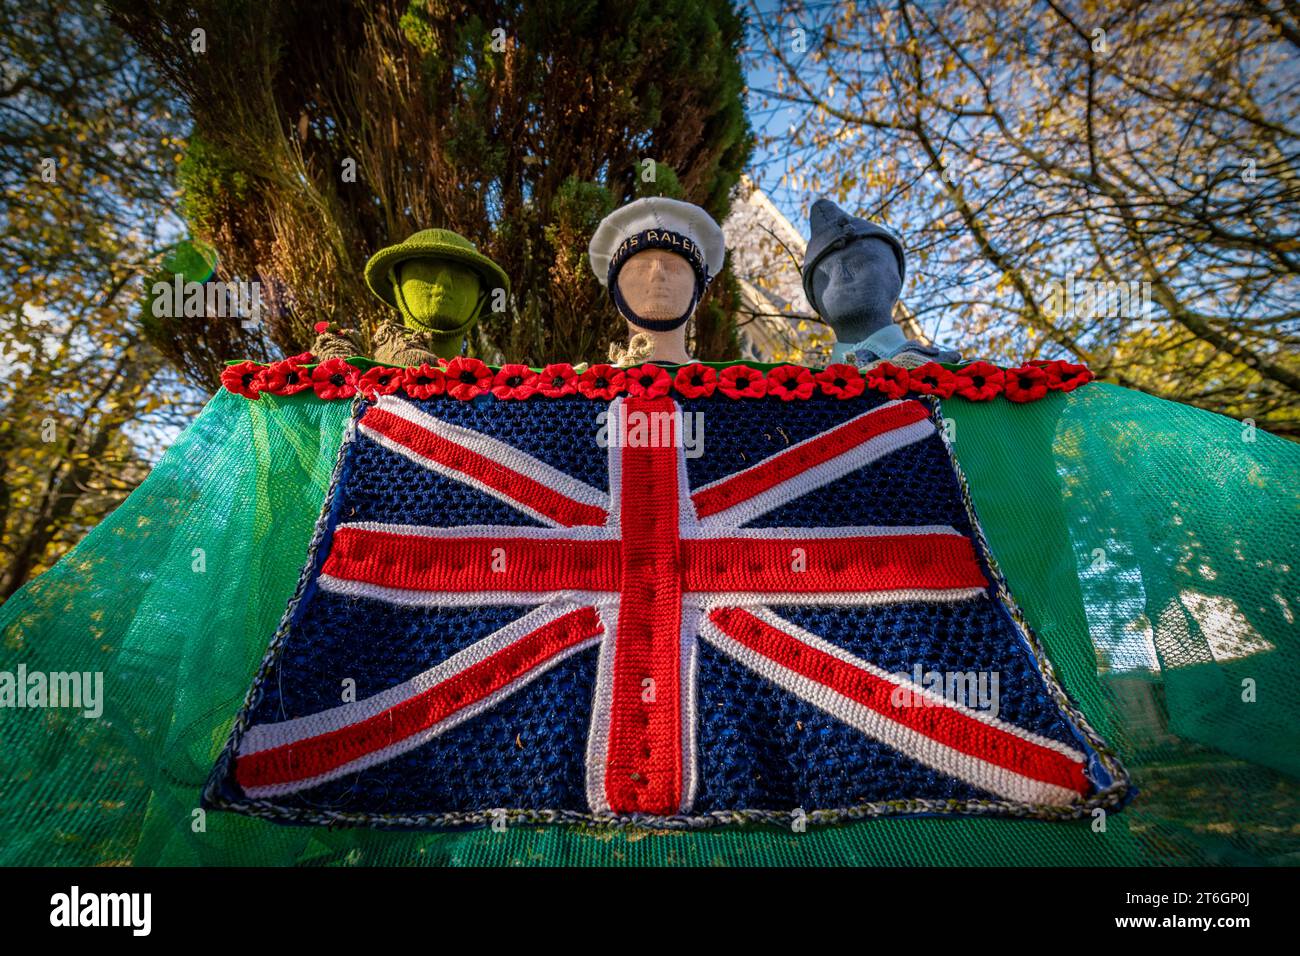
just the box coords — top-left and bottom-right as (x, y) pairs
(551, 376), (566, 388)
(242, 373), (256, 387)
(691, 374), (704, 386)
(640, 375), (654, 387)
(459, 371), (477, 384)
(594, 377), (608, 389)
(507, 375), (523, 387)
(833, 377), (846, 388)
(970, 375), (985, 387)
(329, 373), (345, 386)
(735, 376), (750, 388)
(416, 376), (432, 385)
(286, 371), (300, 384)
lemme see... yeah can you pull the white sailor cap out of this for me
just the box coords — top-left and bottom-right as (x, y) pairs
(588, 196), (726, 289)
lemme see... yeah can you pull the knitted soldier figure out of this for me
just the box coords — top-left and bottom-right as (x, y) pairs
(364, 229), (510, 364)
(589, 197), (726, 366)
(801, 198), (960, 368)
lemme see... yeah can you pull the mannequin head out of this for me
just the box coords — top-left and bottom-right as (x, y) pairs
(589, 197), (726, 366)
(801, 197), (962, 366)
(807, 235), (904, 344)
(395, 258), (483, 334)
(364, 228), (510, 360)
(614, 249), (697, 362)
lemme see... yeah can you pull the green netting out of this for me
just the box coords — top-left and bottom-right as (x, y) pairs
(0, 382), (1295, 865)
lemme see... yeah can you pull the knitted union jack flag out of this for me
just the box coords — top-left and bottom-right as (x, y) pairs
(206, 385), (1129, 828)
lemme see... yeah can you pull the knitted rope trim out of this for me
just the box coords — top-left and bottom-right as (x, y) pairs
(221, 357), (1095, 405)
(202, 392), (1133, 832)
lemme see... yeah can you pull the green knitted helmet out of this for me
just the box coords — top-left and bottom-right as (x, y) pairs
(364, 229), (510, 309)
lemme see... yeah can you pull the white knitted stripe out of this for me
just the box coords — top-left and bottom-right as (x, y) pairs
(690, 587), (988, 608)
(584, 602), (621, 814)
(698, 614), (1082, 806)
(316, 576), (616, 607)
(676, 424), (700, 528)
(678, 603), (701, 813)
(605, 397), (625, 537)
(693, 417), (935, 528)
(239, 601), (598, 757)
(362, 394), (610, 527)
(679, 524), (963, 540)
(333, 521), (617, 541)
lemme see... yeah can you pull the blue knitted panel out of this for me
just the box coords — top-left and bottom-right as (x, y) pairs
(347, 429), (545, 527)
(247, 596), (537, 723)
(693, 640), (989, 810)
(680, 392), (890, 487)
(345, 395), (608, 527)
(271, 647), (596, 815)
(407, 394), (610, 489)
(681, 393), (971, 532)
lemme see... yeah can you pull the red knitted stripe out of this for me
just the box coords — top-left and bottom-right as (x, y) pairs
(604, 396), (684, 815)
(361, 405), (608, 527)
(322, 527), (620, 593)
(690, 400), (931, 519)
(235, 606), (604, 789)
(708, 607), (1089, 795)
(682, 534), (987, 593)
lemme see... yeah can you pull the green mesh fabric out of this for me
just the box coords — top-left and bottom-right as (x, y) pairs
(0, 382), (1295, 865)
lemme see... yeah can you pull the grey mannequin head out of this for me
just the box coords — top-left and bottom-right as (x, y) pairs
(801, 197), (960, 365)
(808, 232), (904, 344)
(802, 198), (906, 341)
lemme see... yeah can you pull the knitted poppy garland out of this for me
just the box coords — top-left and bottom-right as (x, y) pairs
(221, 357), (1095, 404)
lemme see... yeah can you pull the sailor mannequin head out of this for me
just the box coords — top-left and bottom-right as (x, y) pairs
(589, 197), (726, 365)
(611, 248), (697, 362)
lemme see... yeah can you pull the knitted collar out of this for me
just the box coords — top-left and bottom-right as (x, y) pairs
(830, 324), (910, 364)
